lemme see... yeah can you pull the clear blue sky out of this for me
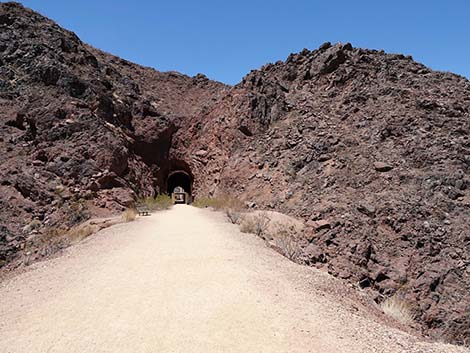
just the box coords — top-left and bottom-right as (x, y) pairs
(16, 0), (470, 85)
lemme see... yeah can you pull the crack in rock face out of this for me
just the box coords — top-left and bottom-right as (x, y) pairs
(0, 2), (469, 346)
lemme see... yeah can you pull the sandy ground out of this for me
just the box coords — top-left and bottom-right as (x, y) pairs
(0, 205), (467, 353)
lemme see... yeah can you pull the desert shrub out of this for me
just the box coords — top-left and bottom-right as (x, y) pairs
(380, 294), (416, 324)
(121, 208), (137, 222)
(240, 216), (303, 263)
(32, 227), (65, 246)
(272, 224), (301, 262)
(23, 219), (42, 233)
(54, 185), (66, 206)
(139, 194), (172, 211)
(226, 208), (241, 224)
(29, 219), (42, 229)
(66, 199), (90, 226)
(240, 212), (270, 237)
(21, 220), (107, 266)
(193, 196), (243, 211)
(23, 227), (68, 264)
(239, 217), (255, 233)
(252, 213), (270, 236)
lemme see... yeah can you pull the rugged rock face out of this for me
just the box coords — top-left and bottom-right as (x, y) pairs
(0, 2), (227, 266)
(0, 2), (469, 345)
(174, 44), (470, 344)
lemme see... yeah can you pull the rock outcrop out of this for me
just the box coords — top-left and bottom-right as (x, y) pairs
(0, 2), (469, 345)
(174, 44), (470, 345)
(0, 2), (227, 266)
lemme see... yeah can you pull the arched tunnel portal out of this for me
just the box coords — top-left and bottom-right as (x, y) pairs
(131, 125), (196, 202)
(166, 170), (193, 195)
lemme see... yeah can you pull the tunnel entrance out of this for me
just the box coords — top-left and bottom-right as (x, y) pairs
(166, 170), (193, 196)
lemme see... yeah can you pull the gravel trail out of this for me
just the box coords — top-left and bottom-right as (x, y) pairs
(0, 206), (466, 353)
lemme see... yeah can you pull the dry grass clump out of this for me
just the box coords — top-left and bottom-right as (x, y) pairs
(191, 197), (213, 208)
(380, 294), (416, 325)
(193, 196), (244, 211)
(240, 212), (270, 237)
(28, 227), (65, 248)
(193, 196), (245, 226)
(139, 195), (173, 211)
(67, 224), (96, 242)
(23, 223), (97, 265)
(121, 208), (137, 222)
(21, 216), (123, 267)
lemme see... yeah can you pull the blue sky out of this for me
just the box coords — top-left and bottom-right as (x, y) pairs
(16, 0), (470, 85)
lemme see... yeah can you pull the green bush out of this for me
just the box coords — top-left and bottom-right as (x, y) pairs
(192, 196), (244, 211)
(138, 195), (173, 211)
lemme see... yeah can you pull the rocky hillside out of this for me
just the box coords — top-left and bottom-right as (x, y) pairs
(0, 2), (469, 346)
(173, 44), (470, 344)
(0, 2), (227, 265)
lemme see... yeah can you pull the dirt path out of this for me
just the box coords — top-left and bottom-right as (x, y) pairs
(0, 206), (466, 353)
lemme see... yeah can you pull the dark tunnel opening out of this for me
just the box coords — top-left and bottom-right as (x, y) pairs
(129, 124), (195, 200)
(166, 170), (192, 195)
